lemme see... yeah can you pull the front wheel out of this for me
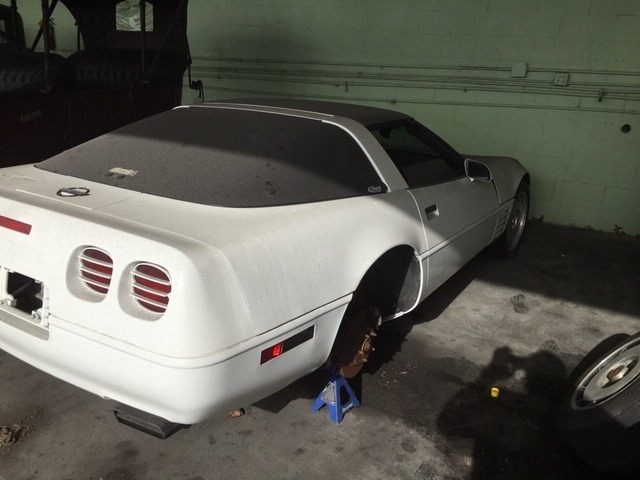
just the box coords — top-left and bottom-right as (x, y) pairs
(494, 181), (529, 258)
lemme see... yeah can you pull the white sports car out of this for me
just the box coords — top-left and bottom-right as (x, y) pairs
(0, 99), (529, 435)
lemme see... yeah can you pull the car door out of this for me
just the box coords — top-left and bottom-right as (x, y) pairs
(370, 121), (499, 297)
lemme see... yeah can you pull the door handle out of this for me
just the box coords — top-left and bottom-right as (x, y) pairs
(425, 204), (439, 221)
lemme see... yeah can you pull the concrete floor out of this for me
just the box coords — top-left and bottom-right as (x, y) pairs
(1, 223), (639, 480)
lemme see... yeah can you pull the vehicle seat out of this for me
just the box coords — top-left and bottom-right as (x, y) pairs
(68, 49), (189, 90)
(0, 50), (73, 93)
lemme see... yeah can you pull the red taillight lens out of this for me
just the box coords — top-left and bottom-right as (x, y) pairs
(78, 247), (113, 295)
(131, 263), (171, 313)
(0, 215), (32, 235)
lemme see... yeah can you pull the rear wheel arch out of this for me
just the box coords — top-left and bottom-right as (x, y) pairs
(351, 244), (422, 319)
(329, 245), (422, 377)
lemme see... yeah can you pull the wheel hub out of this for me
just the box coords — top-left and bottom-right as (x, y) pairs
(338, 307), (382, 378)
(505, 190), (528, 251)
(607, 364), (629, 384)
(572, 338), (640, 409)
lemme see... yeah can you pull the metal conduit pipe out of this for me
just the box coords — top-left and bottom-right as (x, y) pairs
(192, 63), (638, 90)
(195, 71), (640, 102)
(193, 56), (640, 78)
(200, 86), (640, 115)
(195, 67), (640, 97)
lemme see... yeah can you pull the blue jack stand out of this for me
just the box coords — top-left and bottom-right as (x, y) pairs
(312, 364), (360, 424)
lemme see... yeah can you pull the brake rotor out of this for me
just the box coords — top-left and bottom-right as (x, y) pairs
(338, 307), (382, 378)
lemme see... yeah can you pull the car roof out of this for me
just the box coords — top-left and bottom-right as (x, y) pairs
(204, 98), (412, 128)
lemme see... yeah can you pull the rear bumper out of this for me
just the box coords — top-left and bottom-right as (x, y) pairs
(0, 298), (349, 424)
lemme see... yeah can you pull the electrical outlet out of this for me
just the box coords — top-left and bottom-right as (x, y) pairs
(510, 62), (528, 78)
(554, 73), (569, 86)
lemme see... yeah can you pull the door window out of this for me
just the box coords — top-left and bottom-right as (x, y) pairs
(371, 121), (464, 188)
(116, 1), (154, 32)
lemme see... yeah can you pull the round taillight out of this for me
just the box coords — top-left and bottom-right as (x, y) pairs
(131, 263), (171, 314)
(78, 247), (113, 295)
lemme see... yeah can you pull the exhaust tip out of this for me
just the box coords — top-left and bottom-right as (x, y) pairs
(113, 404), (188, 439)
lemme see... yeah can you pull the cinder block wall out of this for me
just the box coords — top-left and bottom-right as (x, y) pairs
(7, 0), (639, 234)
(185, 0), (640, 234)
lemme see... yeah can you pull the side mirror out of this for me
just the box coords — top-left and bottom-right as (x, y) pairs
(464, 159), (492, 183)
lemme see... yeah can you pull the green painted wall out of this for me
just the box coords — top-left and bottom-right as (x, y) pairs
(6, 0), (640, 234)
(185, 0), (640, 234)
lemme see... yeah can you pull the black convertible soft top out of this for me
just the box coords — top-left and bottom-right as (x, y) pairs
(36, 104), (389, 207)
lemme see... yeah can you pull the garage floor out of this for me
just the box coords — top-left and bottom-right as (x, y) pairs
(1, 223), (639, 480)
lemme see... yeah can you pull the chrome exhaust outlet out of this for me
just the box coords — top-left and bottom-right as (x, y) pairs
(113, 404), (188, 439)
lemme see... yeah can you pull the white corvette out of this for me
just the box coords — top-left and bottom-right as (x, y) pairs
(0, 99), (529, 433)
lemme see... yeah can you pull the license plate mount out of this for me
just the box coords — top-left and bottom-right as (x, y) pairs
(7, 271), (44, 315)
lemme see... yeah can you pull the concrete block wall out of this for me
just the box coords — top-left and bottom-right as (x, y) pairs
(6, 0), (639, 234)
(183, 0), (640, 234)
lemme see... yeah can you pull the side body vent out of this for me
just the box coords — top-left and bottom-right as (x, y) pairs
(495, 206), (512, 237)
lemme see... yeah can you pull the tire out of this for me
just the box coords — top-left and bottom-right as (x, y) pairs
(493, 181), (529, 258)
(559, 331), (640, 473)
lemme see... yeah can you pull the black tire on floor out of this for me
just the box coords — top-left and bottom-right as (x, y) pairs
(492, 181), (529, 258)
(559, 331), (640, 473)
